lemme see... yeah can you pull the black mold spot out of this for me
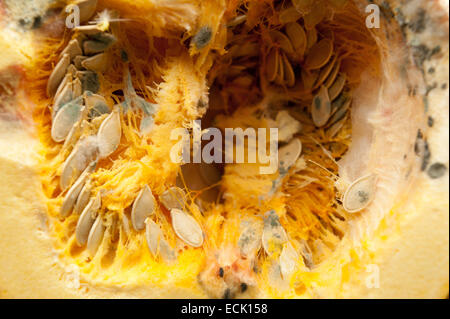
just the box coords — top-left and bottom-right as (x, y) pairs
(421, 141), (431, 171)
(428, 163), (448, 179)
(409, 9), (426, 33)
(428, 116), (434, 127)
(240, 283), (248, 293)
(218, 267), (224, 278)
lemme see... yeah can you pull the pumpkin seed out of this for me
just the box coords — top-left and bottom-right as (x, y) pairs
(278, 138), (302, 171)
(301, 68), (319, 90)
(55, 73), (72, 100)
(53, 81), (74, 116)
(281, 53), (296, 87)
(76, 70), (100, 93)
(85, 92), (110, 118)
(74, 183), (92, 215)
(51, 97), (84, 142)
(81, 53), (107, 72)
(298, 239), (314, 268)
(60, 136), (99, 190)
(97, 110), (121, 158)
(328, 73), (347, 100)
(74, 56), (88, 69)
(292, 0), (314, 12)
(303, 4), (327, 30)
(326, 112), (348, 138)
(60, 163), (94, 218)
(267, 49), (279, 82)
(285, 22), (307, 60)
(170, 209), (204, 247)
(67, 64), (78, 76)
(304, 39), (333, 70)
(311, 85), (331, 127)
(328, 94), (351, 126)
(324, 58), (341, 88)
(306, 27), (317, 50)
(145, 218), (176, 261)
(262, 210), (288, 256)
(279, 6), (302, 24)
(279, 242), (299, 279)
(274, 51), (285, 86)
(72, 78), (83, 98)
(60, 39), (83, 60)
(87, 216), (104, 256)
(145, 218), (162, 256)
(276, 111), (302, 143)
(269, 30), (294, 55)
(83, 33), (116, 55)
(131, 185), (156, 231)
(74, 0), (98, 23)
(227, 15), (247, 27)
(342, 174), (377, 213)
(238, 219), (263, 257)
(47, 53), (70, 97)
(315, 54), (337, 88)
(192, 26), (213, 50)
(160, 187), (186, 210)
(75, 192), (101, 246)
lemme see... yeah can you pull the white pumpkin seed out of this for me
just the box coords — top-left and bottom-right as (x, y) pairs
(85, 93), (110, 118)
(306, 27), (317, 50)
(278, 138), (302, 171)
(324, 58), (341, 88)
(227, 15), (247, 27)
(328, 73), (347, 101)
(262, 210), (288, 256)
(311, 85), (331, 127)
(170, 209), (204, 247)
(55, 73), (72, 101)
(238, 219), (263, 257)
(74, 183), (92, 215)
(47, 53), (70, 97)
(51, 97), (84, 142)
(74, 55), (88, 69)
(60, 163), (94, 217)
(72, 78), (83, 98)
(301, 68), (319, 90)
(285, 22), (307, 60)
(281, 53), (296, 87)
(87, 216), (104, 256)
(304, 39), (333, 70)
(279, 6), (302, 24)
(326, 112), (348, 138)
(269, 30), (294, 55)
(131, 185), (156, 231)
(145, 218), (177, 261)
(60, 136), (98, 190)
(279, 242), (299, 279)
(97, 109), (121, 158)
(276, 111), (302, 143)
(53, 81), (74, 116)
(60, 39), (83, 60)
(74, 0), (98, 23)
(75, 192), (101, 246)
(266, 49), (279, 82)
(328, 94), (351, 126)
(343, 174), (377, 213)
(315, 54), (337, 89)
(81, 53), (107, 72)
(160, 187), (186, 210)
(83, 33), (116, 55)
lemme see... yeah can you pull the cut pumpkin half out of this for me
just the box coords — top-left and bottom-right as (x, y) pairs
(0, 0), (448, 299)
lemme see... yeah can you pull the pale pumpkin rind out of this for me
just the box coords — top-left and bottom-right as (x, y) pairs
(0, 0), (448, 299)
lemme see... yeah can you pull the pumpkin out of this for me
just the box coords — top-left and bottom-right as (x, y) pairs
(0, 0), (448, 299)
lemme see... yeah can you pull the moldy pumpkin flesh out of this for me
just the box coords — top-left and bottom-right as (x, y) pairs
(0, 0), (448, 299)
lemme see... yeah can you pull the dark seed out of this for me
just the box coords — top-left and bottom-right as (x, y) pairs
(428, 116), (434, 127)
(218, 267), (224, 278)
(78, 71), (100, 93)
(427, 163), (447, 179)
(192, 26), (213, 50)
(223, 288), (231, 299)
(240, 283), (248, 293)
